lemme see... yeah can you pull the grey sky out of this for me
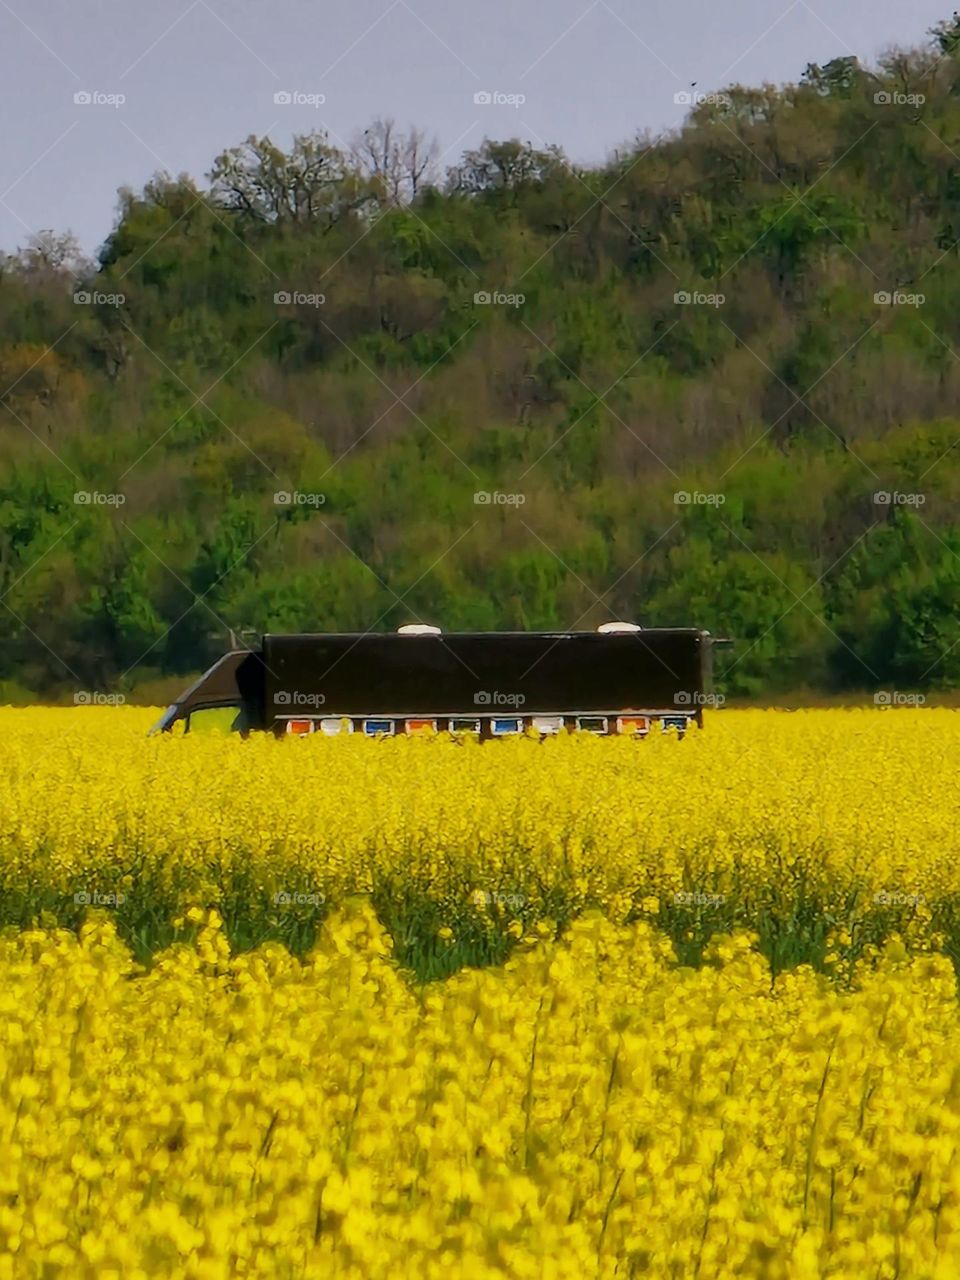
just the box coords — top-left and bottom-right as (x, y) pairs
(0, 0), (949, 256)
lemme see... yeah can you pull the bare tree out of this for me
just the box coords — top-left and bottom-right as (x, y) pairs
(350, 118), (440, 206)
(401, 124), (440, 200)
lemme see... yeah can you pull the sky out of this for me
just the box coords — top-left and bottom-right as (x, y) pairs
(0, 0), (950, 256)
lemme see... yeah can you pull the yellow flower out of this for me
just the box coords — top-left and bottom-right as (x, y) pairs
(0, 706), (957, 1277)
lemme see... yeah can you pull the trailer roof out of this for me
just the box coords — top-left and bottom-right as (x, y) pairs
(264, 627), (709, 641)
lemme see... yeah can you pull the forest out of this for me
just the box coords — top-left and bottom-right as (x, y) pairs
(5, 14), (960, 700)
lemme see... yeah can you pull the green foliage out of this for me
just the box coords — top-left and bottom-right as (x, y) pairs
(4, 16), (960, 698)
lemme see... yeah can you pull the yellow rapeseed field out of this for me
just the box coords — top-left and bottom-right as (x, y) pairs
(1, 707), (959, 1277)
(3, 908), (960, 1278)
(0, 707), (954, 962)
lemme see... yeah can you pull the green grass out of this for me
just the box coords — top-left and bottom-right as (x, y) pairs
(0, 875), (955, 985)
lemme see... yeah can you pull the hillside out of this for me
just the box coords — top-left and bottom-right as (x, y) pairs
(5, 15), (960, 698)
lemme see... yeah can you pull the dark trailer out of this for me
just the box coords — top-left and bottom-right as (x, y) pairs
(153, 624), (724, 738)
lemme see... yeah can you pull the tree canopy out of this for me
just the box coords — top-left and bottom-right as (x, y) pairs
(4, 17), (960, 701)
